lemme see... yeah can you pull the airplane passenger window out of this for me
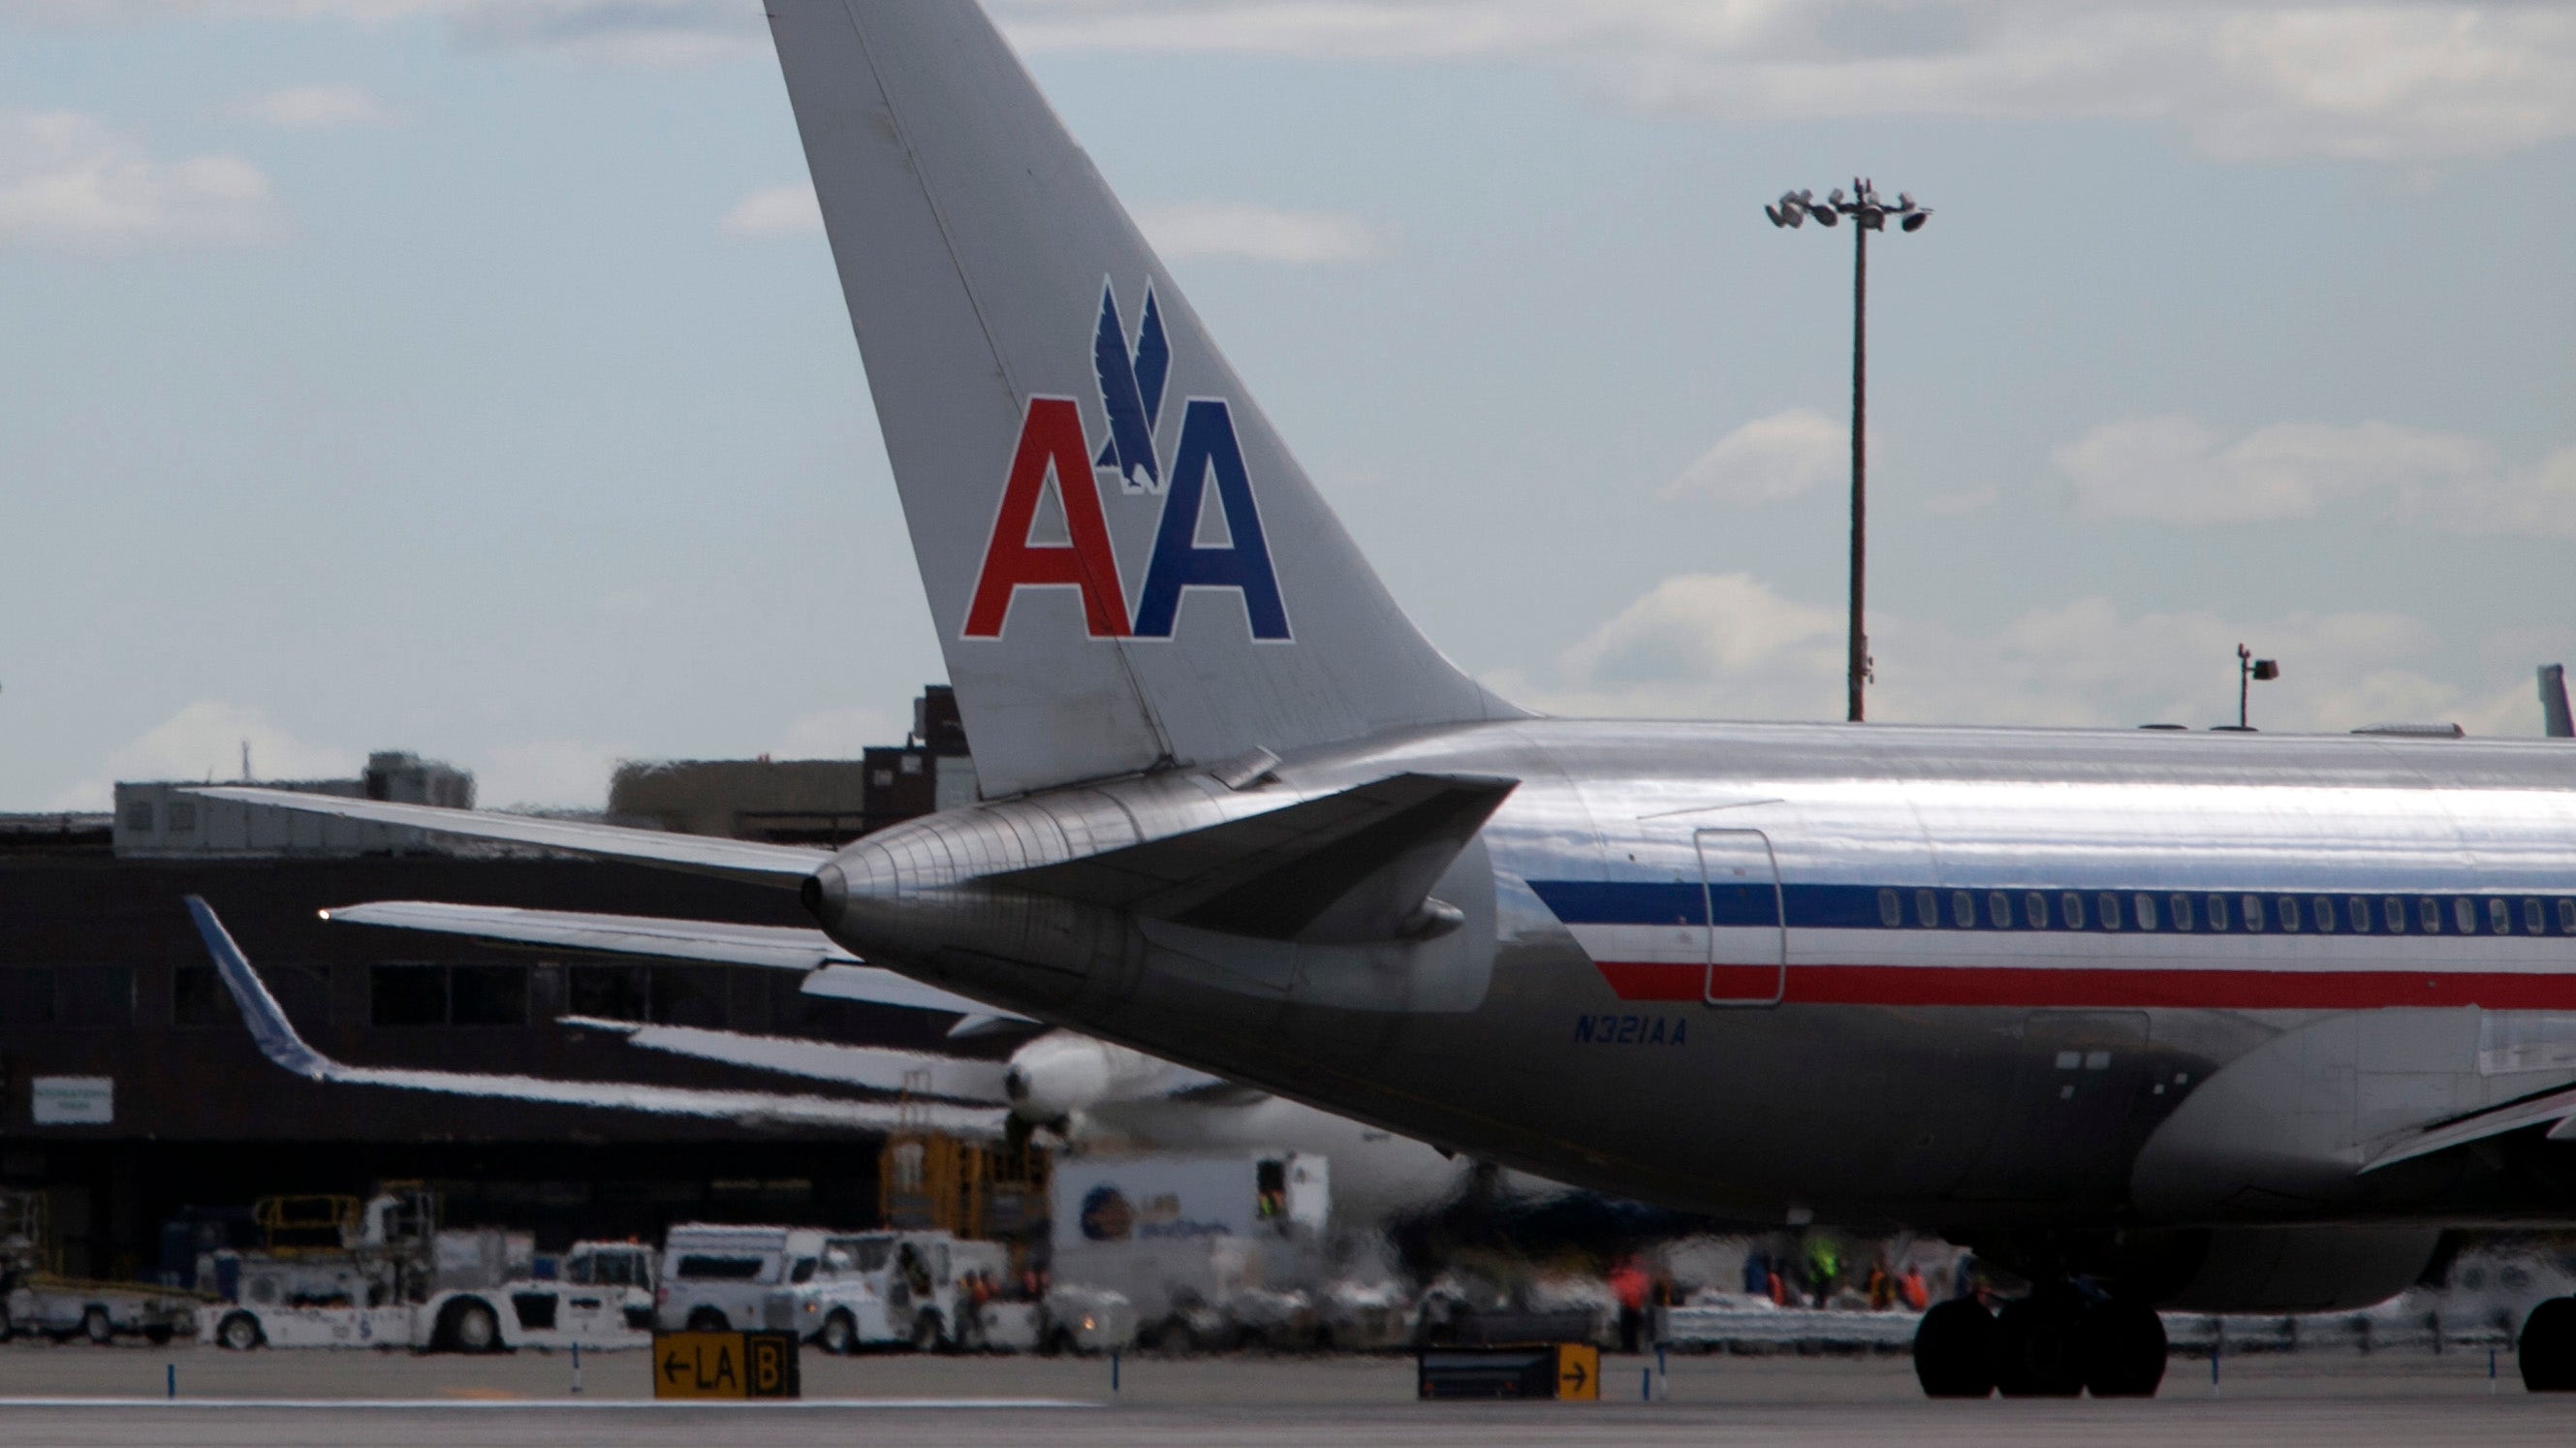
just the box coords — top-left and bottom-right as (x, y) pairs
(2170, 895), (2194, 931)
(2526, 899), (2546, 935)
(2134, 894), (2158, 930)
(1952, 891), (1975, 928)
(2241, 896), (2265, 932)
(2561, 899), (2576, 934)
(2278, 897), (2302, 932)
(1916, 889), (1939, 927)
(1878, 889), (1902, 928)
(1988, 893), (2012, 928)
(2492, 899), (2513, 934)
(2060, 893), (2085, 929)
(2099, 893), (2122, 929)
(2348, 897), (2372, 932)
(2207, 896), (2231, 931)
(2420, 898), (2443, 933)
(2456, 898), (2480, 934)
(2385, 897), (2407, 932)
(2024, 893), (2048, 929)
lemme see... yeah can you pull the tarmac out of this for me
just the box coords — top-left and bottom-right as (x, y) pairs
(0, 1339), (2568, 1447)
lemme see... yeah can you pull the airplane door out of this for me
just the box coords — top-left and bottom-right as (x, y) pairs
(1697, 829), (1785, 1006)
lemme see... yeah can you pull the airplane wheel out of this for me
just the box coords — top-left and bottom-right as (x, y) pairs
(2520, 1298), (2576, 1391)
(2081, 1300), (2167, 1398)
(1994, 1291), (2087, 1398)
(1911, 1298), (1996, 1399)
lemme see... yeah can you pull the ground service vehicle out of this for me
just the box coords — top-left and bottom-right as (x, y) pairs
(659, 1223), (996, 1351)
(188, 0), (2576, 1401)
(0, 1190), (195, 1345)
(1048, 1153), (1332, 1349)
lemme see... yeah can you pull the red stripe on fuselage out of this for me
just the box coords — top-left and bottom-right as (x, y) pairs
(1595, 960), (2576, 1010)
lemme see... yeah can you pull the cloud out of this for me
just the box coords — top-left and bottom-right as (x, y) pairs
(233, 83), (389, 129)
(1663, 408), (1844, 504)
(776, 705), (902, 760)
(1493, 570), (2551, 736)
(48, 700), (358, 809)
(2056, 416), (2574, 534)
(470, 738), (626, 810)
(720, 182), (822, 238)
(0, 110), (277, 251)
(442, 0), (760, 65)
(1132, 202), (1379, 264)
(1922, 485), (1999, 517)
(990, 2), (2576, 163)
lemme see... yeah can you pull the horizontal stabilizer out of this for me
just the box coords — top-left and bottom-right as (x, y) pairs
(2361, 1081), (2576, 1173)
(324, 901), (855, 970)
(322, 900), (1033, 1032)
(185, 897), (1003, 1136)
(187, 788), (825, 886)
(990, 771), (1517, 942)
(561, 1017), (1012, 1102)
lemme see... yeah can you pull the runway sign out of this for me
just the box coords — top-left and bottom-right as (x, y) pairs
(651, 1331), (801, 1400)
(1416, 1342), (1600, 1401)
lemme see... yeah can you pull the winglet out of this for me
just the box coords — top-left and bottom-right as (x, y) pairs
(184, 897), (332, 1082)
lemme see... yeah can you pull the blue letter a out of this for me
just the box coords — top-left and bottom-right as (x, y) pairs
(1130, 399), (1290, 641)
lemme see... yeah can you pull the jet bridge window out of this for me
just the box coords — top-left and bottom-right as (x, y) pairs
(371, 964), (447, 1027)
(451, 965), (529, 1026)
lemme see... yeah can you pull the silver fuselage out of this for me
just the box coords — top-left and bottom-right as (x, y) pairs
(808, 718), (2576, 1236)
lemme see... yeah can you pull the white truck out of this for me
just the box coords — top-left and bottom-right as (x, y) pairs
(1046, 1151), (1335, 1353)
(203, 1230), (656, 1353)
(0, 1190), (197, 1345)
(658, 1223), (1005, 1352)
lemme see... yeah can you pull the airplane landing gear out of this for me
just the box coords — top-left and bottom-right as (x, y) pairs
(1912, 1299), (1997, 1398)
(1909, 1290), (2167, 1400)
(2520, 1298), (2576, 1391)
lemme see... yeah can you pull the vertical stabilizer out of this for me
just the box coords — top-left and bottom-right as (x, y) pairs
(767, 1), (1520, 798)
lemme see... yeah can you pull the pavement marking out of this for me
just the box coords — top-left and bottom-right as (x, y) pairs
(0, 1397), (1099, 1410)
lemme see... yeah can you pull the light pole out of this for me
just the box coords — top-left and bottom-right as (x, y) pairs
(2237, 644), (2278, 730)
(1767, 179), (1930, 723)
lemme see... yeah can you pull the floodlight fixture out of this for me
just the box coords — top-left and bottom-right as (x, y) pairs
(1763, 176), (1933, 724)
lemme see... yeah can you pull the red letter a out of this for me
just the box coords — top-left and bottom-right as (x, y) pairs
(963, 397), (1130, 639)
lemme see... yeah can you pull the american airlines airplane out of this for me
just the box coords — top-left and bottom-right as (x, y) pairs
(185, 0), (2576, 1400)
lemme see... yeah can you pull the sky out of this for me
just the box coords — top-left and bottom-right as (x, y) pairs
(0, 0), (2570, 809)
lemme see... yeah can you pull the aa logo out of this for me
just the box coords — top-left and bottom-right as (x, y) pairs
(964, 281), (1290, 643)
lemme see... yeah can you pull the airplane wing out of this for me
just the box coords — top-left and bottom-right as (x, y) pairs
(558, 1017), (1013, 1102)
(318, 899), (1036, 1035)
(184, 897), (1005, 1137)
(186, 787), (824, 887)
(2360, 1082), (2576, 1174)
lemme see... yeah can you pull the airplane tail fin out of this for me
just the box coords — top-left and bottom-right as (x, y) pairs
(767, 1), (1521, 798)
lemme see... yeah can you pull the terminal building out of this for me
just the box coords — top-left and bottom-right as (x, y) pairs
(0, 689), (983, 1282)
